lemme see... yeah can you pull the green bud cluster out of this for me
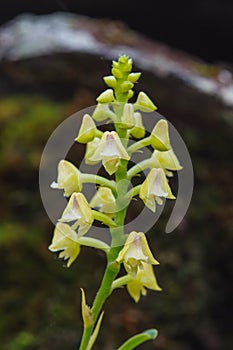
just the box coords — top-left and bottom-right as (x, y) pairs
(103, 55), (141, 102)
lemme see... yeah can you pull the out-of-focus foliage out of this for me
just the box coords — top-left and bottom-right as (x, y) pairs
(0, 88), (232, 350)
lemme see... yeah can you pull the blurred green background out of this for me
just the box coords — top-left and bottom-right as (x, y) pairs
(0, 5), (233, 350)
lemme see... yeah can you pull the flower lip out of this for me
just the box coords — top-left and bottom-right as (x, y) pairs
(127, 262), (162, 302)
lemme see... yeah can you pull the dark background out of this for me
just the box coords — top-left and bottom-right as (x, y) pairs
(0, 0), (233, 63)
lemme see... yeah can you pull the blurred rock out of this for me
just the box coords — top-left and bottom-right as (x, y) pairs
(0, 13), (232, 128)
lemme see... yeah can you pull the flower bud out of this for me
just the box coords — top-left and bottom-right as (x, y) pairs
(128, 72), (141, 83)
(81, 288), (93, 328)
(96, 89), (115, 103)
(118, 56), (132, 72)
(120, 81), (134, 93)
(127, 89), (134, 100)
(111, 67), (123, 79)
(103, 75), (117, 88)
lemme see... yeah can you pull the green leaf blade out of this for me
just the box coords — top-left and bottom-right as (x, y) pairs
(117, 328), (158, 350)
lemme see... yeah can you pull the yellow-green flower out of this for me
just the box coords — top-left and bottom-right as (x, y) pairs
(92, 103), (116, 122)
(151, 149), (182, 172)
(59, 192), (94, 237)
(139, 168), (175, 212)
(88, 131), (130, 175)
(90, 187), (116, 217)
(51, 160), (82, 197)
(75, 114), (97, 144)
(48, 222), (80, 267)
(150, 119), (171, 151)
(85, 137), (101, 165)
(127, 262), (162, 302)
(116, 231), (159, 276)
(134, 91), (157, 112)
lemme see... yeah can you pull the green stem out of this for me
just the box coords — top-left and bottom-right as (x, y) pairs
(112, 275), (133, 290)
(78, 237), (110, 253)
(127, 136), (151, 153)
(127, 158), (153, 179)
(79, 86), (131, 350)
(81, 173), (116, 193)
(79, 168), (129, 350)
(92, 210), (117, 228)
(126, 184), (141, 199)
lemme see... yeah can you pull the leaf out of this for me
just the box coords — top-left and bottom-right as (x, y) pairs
(117, 329), (158, 350)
